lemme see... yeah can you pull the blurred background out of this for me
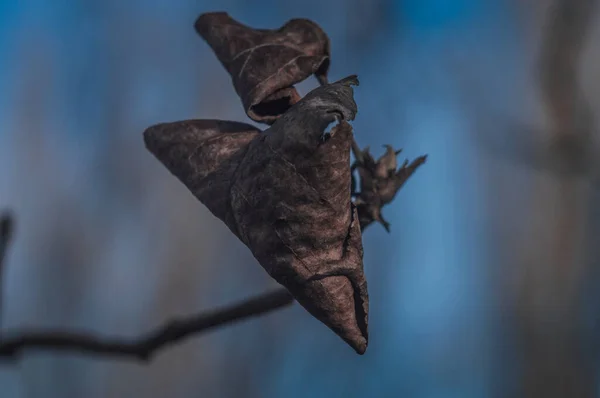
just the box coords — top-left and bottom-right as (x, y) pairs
(1, 0), (599, 397)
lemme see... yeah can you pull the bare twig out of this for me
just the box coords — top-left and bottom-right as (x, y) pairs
(0, 288), (293, 362)
(0, 212), (294, 361)
(0, 212), (14, 328)
(0, 212), (12, 270)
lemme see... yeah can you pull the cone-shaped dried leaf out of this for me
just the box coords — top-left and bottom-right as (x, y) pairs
(195, 12), (330, 125)
(353, 145), (427, 231)
(144, 120), (261, 223)
(143, 76), (368, 354)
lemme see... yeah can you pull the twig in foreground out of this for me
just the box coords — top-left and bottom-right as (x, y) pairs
(0, 212), (13, 271)
(0, 212), (14, 327)
(0, 213), (12, 263)
(0, 288), (293, 362)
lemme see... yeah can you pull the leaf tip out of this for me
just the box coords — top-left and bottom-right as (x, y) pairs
(194, 11), (230, 35)
(334, 74), (359, 87)
(351, 336), (368, 355)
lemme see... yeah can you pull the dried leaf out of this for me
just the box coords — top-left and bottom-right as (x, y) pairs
(195, 12), (330, 125)
(144, 120), (261, 223)
(352, 145), (427, 231)
(144, 76), (369, 354)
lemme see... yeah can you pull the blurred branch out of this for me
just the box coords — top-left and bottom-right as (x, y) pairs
(0, 212), (14, 327)
(0, 288), (293, 361)
(0, 213), (12, 270)
(516, 1), (597, 397)
(0, 211), (294, 362)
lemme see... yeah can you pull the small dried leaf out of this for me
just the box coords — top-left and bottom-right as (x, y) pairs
(353, 145), (427, 231)
(195, 12), (330, 125)
(144, 77), (369, 354)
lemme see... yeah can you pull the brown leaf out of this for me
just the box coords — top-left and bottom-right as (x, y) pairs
(352, 145), (427, 231)
(144, 119), (261, 223)
(195, 12), (330, 125)
(144, 76), (368, 354)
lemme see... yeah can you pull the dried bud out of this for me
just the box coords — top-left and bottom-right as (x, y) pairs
(352, 144), (427, 231)
(195, 12), (330, 125)
(144, 77), (369, 354)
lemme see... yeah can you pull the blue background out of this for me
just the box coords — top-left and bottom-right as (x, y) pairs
(2, 1), (597, 397)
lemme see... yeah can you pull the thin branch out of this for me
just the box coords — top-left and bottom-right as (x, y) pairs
(0, 212), (14, 328)
(0, 288), (293, 362)
(0, 211), (294, 362)
(0, 212), (12, 270)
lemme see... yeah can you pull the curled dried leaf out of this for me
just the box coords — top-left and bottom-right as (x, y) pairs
(195, 12), (330, 125)
(352, 145), (427, 231)
(144, 77), (368, 354)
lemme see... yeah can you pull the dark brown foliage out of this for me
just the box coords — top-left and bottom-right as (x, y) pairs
(351, 145), (427, 231)
(195, 12), (330, 125)
(145, 76), (369, 354)
(0, 12), (426, 362)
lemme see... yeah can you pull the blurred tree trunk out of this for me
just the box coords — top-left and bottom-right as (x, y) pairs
(515, 1), (597, 397)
